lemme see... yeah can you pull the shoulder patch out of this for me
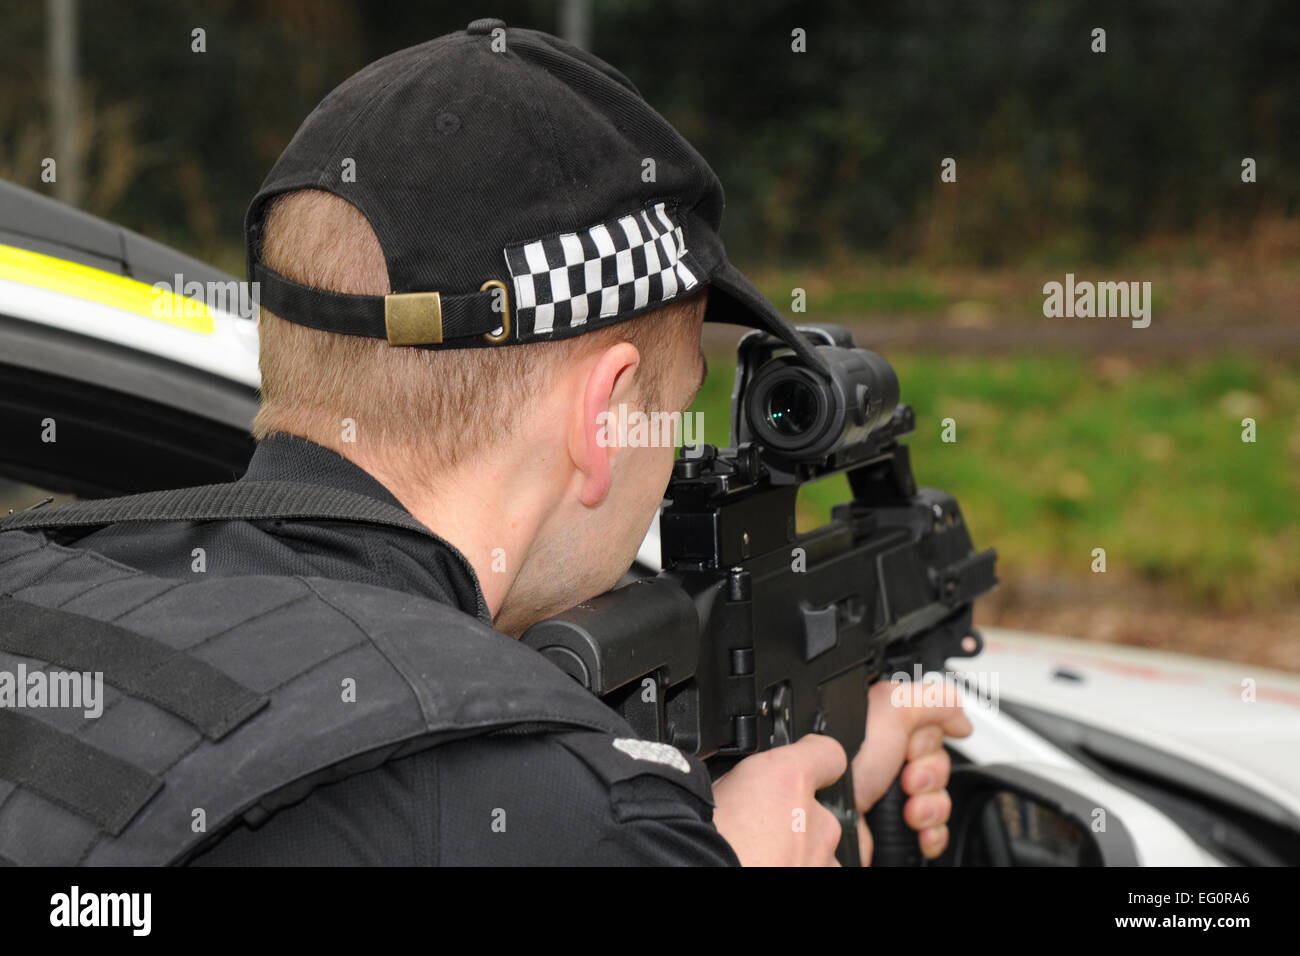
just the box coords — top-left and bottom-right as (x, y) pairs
(553, 731), (715, 807)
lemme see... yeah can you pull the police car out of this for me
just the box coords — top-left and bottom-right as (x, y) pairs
(3, 179), (1298, 866)
(0, 179), (258, 497)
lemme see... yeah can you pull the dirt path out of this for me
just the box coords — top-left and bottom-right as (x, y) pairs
(975, 572), (1300, 673)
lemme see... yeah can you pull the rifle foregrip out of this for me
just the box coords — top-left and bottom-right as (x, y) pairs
(864, 777), (923, 866)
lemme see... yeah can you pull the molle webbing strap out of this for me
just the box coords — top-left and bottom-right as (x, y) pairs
(0, 709), (162, 835)
(0, 596), (267, 740)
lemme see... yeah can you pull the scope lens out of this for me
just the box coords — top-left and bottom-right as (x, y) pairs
(765, 378), (819, 437)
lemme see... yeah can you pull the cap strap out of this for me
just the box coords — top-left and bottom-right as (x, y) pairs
(250, 262), (509, 346)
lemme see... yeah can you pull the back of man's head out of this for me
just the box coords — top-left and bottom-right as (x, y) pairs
(244, 23), (816, 472)
(253, 188), (705, 486)
(242, 22), (810, 626)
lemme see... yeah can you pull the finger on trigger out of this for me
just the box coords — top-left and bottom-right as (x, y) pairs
(791, 733), (849, 789)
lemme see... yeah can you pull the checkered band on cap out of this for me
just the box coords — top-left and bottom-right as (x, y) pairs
(503, 201), (702, 341)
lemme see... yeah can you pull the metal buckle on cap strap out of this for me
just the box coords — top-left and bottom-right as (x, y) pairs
(384, 292), (443, 345)
(480, 279), (511, 343)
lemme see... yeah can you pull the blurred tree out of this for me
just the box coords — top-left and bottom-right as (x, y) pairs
(0, 0), (1295, 270)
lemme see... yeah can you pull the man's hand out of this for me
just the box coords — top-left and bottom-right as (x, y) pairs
(853, 680), (974, 863)
(711, 734), (853, 866)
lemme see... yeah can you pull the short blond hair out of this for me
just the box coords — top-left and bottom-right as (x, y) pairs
(252, 189), (705, 477)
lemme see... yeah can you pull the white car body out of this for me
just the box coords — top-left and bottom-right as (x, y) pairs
(963, 629), (1300, 815)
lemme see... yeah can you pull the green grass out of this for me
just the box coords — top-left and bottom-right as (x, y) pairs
(750, 269), (951, 316)
(687, 352), (1300, 610)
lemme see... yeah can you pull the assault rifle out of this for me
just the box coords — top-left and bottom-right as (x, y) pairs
(522, 325), (997, 866)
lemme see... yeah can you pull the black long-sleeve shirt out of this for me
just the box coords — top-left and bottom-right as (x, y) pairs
(68, 432), (740, 866)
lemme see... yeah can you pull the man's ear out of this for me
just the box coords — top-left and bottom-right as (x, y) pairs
(569, 341), (642, 508)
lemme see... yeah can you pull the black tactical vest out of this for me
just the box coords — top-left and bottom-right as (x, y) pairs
(0, 481), (632, 865)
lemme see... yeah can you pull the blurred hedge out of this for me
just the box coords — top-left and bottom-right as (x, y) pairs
(2, 0), (1296, 270)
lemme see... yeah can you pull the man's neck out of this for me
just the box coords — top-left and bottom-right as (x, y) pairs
(336, 444), (541, 623)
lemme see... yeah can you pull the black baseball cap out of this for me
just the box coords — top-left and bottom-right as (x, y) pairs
(245, 18), (826, 371)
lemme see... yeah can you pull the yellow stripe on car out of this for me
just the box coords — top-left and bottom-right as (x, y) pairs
(0, 243), (214, 334)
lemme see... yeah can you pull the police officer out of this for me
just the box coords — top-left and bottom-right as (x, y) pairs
(0, 20), (968, 866)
